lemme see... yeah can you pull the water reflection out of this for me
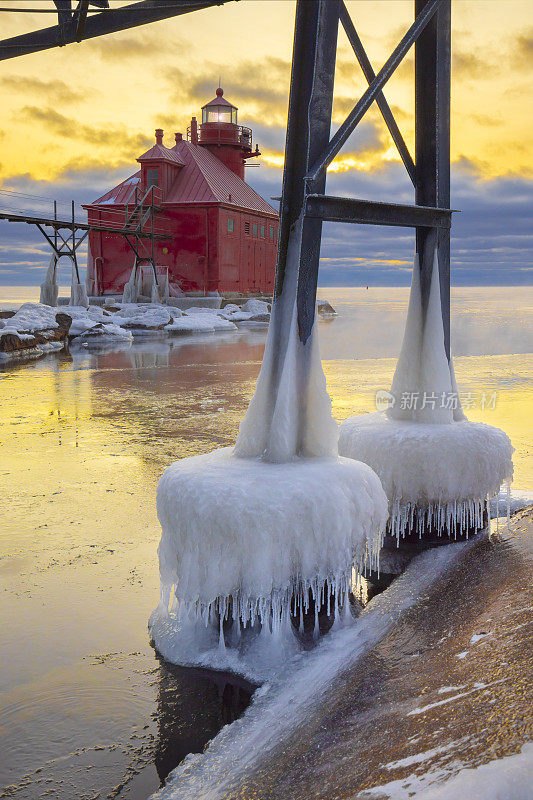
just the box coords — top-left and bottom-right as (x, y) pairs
(154, 658), (255, 786)
(0, 289), (531, 799)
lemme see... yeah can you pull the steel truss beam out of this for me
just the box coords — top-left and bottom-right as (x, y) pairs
(307, 0), (439, 184)
(0, 0), (231, 60)
(339, 2), (416, 186)
(305, 195), (453, 229)
(275, 0), (452, 355)
(415, 0), (452, 356)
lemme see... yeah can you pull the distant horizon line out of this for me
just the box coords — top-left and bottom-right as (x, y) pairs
(1, 282), (532, 293)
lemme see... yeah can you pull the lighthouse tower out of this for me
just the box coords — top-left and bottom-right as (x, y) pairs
(189, 87), (260, 180)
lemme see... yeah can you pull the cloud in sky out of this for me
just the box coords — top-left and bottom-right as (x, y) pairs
(1, 158), (531, 288)
(0, 0), (530, 287)
(0, 76), (89, 105)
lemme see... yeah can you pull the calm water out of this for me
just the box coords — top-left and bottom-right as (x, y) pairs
(0, 286), (532, 799)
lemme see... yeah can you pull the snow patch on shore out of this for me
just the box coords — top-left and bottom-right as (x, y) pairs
(359, 741), (533, 799)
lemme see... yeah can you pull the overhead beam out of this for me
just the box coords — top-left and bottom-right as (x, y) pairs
(305, 195), (454, 228)
(339, 2), (416, 186)
(0, 0), (231, 61)
(307, 0), (439, 182)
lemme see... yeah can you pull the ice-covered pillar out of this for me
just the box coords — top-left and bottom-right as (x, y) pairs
(415, 0), (451, 357)
(235, 0), (340, 461)
(276, 0), (340, 344)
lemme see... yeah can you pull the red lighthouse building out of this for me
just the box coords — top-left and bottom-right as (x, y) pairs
(84, 88), (279, 298)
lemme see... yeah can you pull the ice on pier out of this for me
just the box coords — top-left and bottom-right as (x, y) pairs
(151, 215), (388, 669)
(39, 255), (59, 307)
(339, 412), (513, 540)
(339, 251), (514, 540)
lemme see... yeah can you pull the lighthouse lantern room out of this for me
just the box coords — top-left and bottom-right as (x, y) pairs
(84, 87), (278, 298)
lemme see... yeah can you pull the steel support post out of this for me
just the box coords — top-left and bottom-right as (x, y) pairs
(276, 0), (340, 344)
(415, 0), (451, 356)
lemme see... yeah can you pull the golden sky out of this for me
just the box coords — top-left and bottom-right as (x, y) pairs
(0, 0), (531, 184)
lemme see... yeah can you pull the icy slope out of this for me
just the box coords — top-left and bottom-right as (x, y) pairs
(149, 540), (474, 800)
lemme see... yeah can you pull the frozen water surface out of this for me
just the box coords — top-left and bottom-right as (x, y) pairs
(0, 286), (531, 799)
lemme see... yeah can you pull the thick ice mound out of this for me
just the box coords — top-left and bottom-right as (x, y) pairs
(150, 447), (387, 673)
(338, 248), (513, 540)
(339, 411), (514, 539)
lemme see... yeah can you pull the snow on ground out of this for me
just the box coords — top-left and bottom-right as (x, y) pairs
(150, 447), (388, 680)
(149, 541), (474, 799)
(358, 742), (533, 799)
(0, 302), (59, 333)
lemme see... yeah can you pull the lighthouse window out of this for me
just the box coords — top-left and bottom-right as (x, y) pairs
(269, 226), (274, 240)
(204, 107), (234, 124)
(146, 168), (158, 188)
(253, 223), (258, 237)
(228, 218), (234, 233)
(260, 225), (265, 238)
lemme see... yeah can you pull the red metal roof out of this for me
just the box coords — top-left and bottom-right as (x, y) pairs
(88, 173), (141, 206)
(88, 140), (277, 216)
(137, 143), (185, 165)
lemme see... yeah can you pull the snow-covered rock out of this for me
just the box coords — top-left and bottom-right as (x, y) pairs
(2, 302), (59, 333)
(166, 309), (237, 334)
(221, 298), (271, 323)
(0, 303), (72, 361)
(112, 303), (172, 332)
(317, 299), (336, 316)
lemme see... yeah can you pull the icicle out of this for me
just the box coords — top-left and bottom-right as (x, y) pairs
(313, 602), (320, 641)
(218, 611), (225, 653)
(506, 479), (511, 525)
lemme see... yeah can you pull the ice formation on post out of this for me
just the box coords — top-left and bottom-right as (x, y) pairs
(69, 260), (89, 308)
(234, 217), (337, 462)
(39, 255), (59, 307)
(122, 264), (138, 304)
(150, 216), (388, 671)
(339, 251), (514, 541)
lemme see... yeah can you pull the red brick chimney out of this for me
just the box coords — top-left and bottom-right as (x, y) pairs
(155, 128), (163, 145)
(190, 117), (198, 145)
(175, 132), (182, 143)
